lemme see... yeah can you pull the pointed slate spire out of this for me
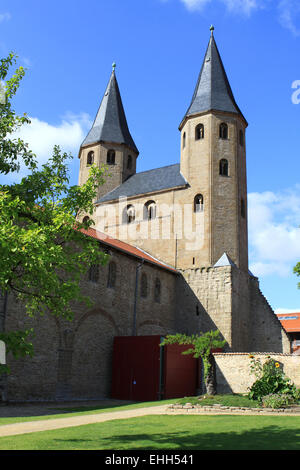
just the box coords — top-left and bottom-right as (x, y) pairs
(180, 28), (246, 126)
(214, 253), (237, 268)
(81, 64), (139, 154)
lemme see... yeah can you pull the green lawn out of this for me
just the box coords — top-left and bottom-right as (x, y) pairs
(0, 414), (300, 450)
(0, 394), (261, 425)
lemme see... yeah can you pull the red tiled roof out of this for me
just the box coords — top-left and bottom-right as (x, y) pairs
(276, 313), (300, 333)
(79, 226), (178, 274)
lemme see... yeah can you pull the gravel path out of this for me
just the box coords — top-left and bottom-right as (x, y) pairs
(0, 404), (168, 437)
(0, 400), (299, 437)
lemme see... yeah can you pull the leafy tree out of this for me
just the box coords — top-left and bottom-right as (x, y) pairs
(293, 262), (300, 289)
(160, 330), (226, 395)
(0, 53), (109, 365)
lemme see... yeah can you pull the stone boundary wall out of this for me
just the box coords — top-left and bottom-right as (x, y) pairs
(214, 353), (300, 394)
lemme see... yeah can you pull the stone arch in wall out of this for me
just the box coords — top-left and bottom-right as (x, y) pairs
(69, 308), (120, 399)
(137, 319), (172, 336)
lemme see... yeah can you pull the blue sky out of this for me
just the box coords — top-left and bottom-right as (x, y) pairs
(0, 0), (299, 312)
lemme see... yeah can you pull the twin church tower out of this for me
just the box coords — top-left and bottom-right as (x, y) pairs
(78, 28), (249, 274)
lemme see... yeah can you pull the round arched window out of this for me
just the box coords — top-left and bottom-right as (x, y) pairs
(107, 149), (115, 165)
(87, 151), (94, 165)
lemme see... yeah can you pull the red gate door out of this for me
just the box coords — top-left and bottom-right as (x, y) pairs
(111, 336), (161, 401)
(164, 344), (198, 398)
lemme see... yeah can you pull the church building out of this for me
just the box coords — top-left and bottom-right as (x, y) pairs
(0, 29), (291, 402)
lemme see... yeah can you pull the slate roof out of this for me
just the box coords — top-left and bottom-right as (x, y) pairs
(81, 69), (139, 155)
(214, 253), (237, 268)
(180, 31), (246, 127)
(96, 163), (188, 203)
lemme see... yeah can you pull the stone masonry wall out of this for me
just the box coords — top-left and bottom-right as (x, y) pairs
(3, 247), (177, 402)
(175, 266), (233, 349)
(249, 277), (291, 353)
(214, 353), (300, 394)
(176, 265), (291, 354)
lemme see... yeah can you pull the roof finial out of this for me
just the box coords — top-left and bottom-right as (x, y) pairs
(112, 62), (116, 72)
(210, 25), (214, 35)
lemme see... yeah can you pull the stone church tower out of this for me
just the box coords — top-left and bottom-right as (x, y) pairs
(78, 64), (139, 202)
(178, 26), (248, 272)
(88, 28), (249, 274)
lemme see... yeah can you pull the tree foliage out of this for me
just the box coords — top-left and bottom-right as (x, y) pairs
(0, 53), (109, 362)
(293, 262), (300, 289)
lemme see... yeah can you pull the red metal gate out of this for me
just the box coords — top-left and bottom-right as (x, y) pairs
(111, 335), (199, 401)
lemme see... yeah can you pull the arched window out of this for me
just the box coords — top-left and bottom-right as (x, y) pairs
(182, 132), (186, 148)
(87, 151), (94, 166)
(107, 149), (115, 165)
(141, 273), (148, 298)
(123, 204), (135, 224)
(154, 278), (161, 303)
(195, 123), (204, 140)
(239, 129), (244, 147)
(143, 200), (156, 220)
(107, 261), (116, 288)
(219, 159), (229, 176)
(127, 155), (132, 170)
(88, 264), (99, 283)
(219, 122), (228, 140)
(83, 216), (90, 224)
(194, 194), (204, 213)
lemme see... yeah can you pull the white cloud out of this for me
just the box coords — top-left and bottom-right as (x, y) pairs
(221, 0), (263, 15)
(180, 0), (212, 11)
(0, 12), (11, 23)
(278, 0), (300, 36)
(274, 308), (300, 313)
(248, 187), (300, 278)
(179, 0), (269, 14)
(172, 0), (300, 35)
(6, 112), (92, 182)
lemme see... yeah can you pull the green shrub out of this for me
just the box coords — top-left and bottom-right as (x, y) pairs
(262, 393), (295, 409)
(294, 389), (300, 402)
(248, 356), (297, 402)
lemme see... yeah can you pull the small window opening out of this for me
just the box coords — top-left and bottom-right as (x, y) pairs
(143, 201), (156, 220)
(195, 124), (204, 140)
(239, 129), (244, 147)
(87, 151), (94, 166)
(107, 261), (117, 288)
(107, 149), (115, 165)
(219, 122), (228, 140)
(123, 204), (135, 224)
(194, 194), (204, 213)
(89, 264), (99, 283)
(241, 198), (246, 218)
(154, 278), (161, 303)
(127, 155), (132, 170)
(141, 273), (148, 298)
(219, 159), (229, 176)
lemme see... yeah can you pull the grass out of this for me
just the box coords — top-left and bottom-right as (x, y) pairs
(0, 414), (300, 450)
(177, 393), (261, 408)
(0, 393), (290, 425)
(0, 399), (178, 425)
